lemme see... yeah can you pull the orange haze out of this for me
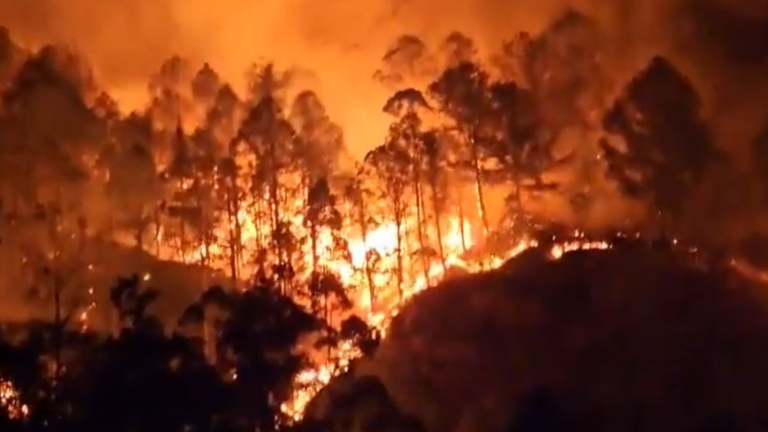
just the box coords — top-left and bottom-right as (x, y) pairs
(0, 0), (766, 157)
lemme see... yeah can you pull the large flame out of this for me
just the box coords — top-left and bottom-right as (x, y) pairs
(279, 228), (610, 421)
(102, 159), (614, 422)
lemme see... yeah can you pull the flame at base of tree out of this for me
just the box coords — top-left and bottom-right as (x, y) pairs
(279, 234), (611, 421)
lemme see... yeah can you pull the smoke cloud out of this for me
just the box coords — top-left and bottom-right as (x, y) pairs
(0, 0), (764, 157)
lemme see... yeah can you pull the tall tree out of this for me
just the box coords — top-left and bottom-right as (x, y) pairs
(422, 130), (449, 271)
(364, 140), (410, 303)
(213, 283), (320, 431)
(429, 61), (493, 239)
(191, 62), (221, 123)
(343, 167), (380, 311)
(601, 56), (717, 235)
(383, 88), (433, 283)
(290, 90), (345, 187)
(522, 10), (609, 132)
(237, 94), (298, 290)
(148, 56), (194, 133)
(487, 80), (554, 232)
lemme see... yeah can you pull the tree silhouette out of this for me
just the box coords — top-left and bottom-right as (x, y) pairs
(429, 61), (493, 239)
(191, 63), (222, 124)
(62, 276), (227, 432)
(364, 139), (411, 303)
(601, 56), (718, 235)
(383, 88), (437, 282)
(487, 80), (555, 232)
(343, 167), (380, 311)
(237, 94), (298, 290)
(214, 283), (320, 431)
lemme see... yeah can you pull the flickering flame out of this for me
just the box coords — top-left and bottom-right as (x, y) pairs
(0, 379), (29, 420)
(103, 155), (619, 423)
(278, 233), (612, 421)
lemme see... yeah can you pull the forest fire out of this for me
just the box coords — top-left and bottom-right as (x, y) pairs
(1, 1), (768, 430)
(279, 229), (612, 421)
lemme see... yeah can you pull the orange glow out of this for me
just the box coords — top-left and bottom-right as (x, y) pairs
(279, 233), (613, 421)
(0, 379), (28, 420)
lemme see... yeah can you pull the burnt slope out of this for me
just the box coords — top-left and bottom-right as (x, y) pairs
(363, 245), (768, 432)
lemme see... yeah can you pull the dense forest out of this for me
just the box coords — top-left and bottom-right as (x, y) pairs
(1, 6), (768, 432)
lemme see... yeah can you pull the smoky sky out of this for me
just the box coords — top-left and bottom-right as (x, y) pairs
(0, 0), (766, 157)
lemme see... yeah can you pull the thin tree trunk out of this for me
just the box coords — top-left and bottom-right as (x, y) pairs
(468, 132), (489, 239)
(227, 193), (239, 282)
(457, 188), (468, 253)
(310, 221), (319, 275)
(357, 198), (376, 312)
(430, 183), (447, 273)
(394, 204), (404, 305)
(414, 178), (430, 284)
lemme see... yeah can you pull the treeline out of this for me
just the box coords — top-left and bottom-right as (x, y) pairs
(1, 9), (750, 327)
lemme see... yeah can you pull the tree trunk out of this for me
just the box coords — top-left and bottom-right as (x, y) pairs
(457, 187), (468, 253)
(468, 132), (489, 239)
(227, 193), (239, 282)
(269, 170), (287, 294)
(310, 221), (319, 275)
(357, 198), (376, 312)
(394, 201), (404, 305)
(430, 181), (447, 273)
(413, 178), (430, 284)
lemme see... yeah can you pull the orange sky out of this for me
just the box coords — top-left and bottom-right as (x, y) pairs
(0, 0), (764, 157)
(0, 0), (607, 158)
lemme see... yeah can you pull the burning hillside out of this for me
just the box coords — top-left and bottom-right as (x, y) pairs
(302, 242), (768, 432)
(0, 2), (767, 431)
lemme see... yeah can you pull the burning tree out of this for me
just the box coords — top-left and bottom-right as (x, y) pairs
(521, 9), (608, 132)
(163, 125), (217, 266)
(237, 92), (299, 289)
(103, 125), (161, 252)
(290, 90), (345, 185)
(601, 56), (718, 235)
(486, 80), (550, 232)
(428, 60), (493, 240)
(190, 63), (222, 125)
(148, 56), (194, 134)
(364, 139), (411, 304)
(383, 88), (434, 283)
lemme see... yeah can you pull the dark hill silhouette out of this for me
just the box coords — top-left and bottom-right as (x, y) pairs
(336, 244), (768, 432)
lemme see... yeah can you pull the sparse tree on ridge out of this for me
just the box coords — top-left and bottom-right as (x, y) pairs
(601, 56), (718, 236)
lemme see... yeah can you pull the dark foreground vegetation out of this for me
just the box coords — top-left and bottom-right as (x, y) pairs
(4, 242), (768, 432)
